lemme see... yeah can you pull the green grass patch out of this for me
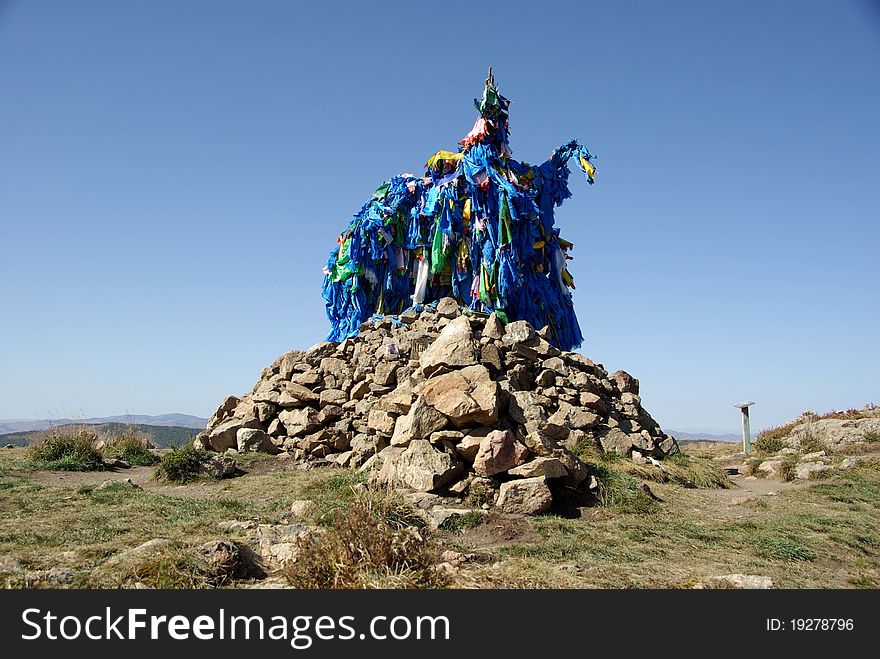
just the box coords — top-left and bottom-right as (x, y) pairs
(439, 510), (485, 534)
(29, 431), (105, 471)
(754, 533), (816, 562)
(155, 444), (210, 483)
(105, 433), (159, 466)
(300, 470), (368, 526)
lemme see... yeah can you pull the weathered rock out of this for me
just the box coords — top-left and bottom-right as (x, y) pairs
(102, 458), (131, 469)
(502, 320), (534, 345)
(473, 430), (529, 477)
(758, 459), (783, 476)
(279, 407), (321, 437)
(367, 446), (406, 486)
(249, 523), (316, 571)
(390, 397), (448, 446)
(280, 383), (319, 407)
(423, 507), (486, 530)
(396, 440), (464, 492)
(483, 312), (505, 340)
(456, 429), (490, 462)
(508, 457), (568, 479)
(373, 361), (400, 387)
(206, 416), (262, 452)
(208, 395), (240, 428)
(496, 477), (552, 515)
(795, 461), (832, 480)
(780, 411), (880, 450)
(840, 456), (867, 470)
(368, 409), (397, 436)
(274, 350), (305, 379)
(288, 500), (311, 519)
(415, 365), (498, 427)
(436, 296), (460, 318)
(598, 427), (636, 455)
(419, 316), (476, 376)
(200, 455), (238, 479)
(610, 370), (639, 394)
(236, 428), (278, 454)
(197, 540), (261, 580)
(508, 391), (550, 425)
(578, 392), (607, 414)
(349, 380), (371, 400)
(95, 478), (141, 491)
(378, 380), (414, 414)
(694, 574), (773, 589)
(319, 388), (347, 407)
(479, 343), (503, 373)
(548, 403), (600, 430)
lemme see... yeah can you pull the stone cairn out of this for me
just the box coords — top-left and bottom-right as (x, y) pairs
(195, 299), (678, 516)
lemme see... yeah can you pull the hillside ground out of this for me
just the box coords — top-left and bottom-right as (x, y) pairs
(1, 443), (878, 588)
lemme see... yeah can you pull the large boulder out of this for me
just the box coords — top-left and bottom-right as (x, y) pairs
(236, 428), (278, 454)
(390, 397), (448, 446)
(419, 316), (476, 376)
(278, 407), (321, 437)
(496, 477), (552, 515)
(205, 416), (261, 452)
(501, 320), (534, 345)
(610, 370), (639, 394)
(508, 457), (569, 479)
(367, 409), (397, 436)
(415, 365), (498, 427)
(396, 440), (464, 492)
(473, 430), (529, 477)
(598, 427), (637, 455)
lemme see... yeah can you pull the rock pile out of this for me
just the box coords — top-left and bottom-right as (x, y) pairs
(196, 300), (677, 514)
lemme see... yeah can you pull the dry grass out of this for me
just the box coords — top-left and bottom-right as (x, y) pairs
(3, 445), (880, 590)
(613, 452), (732, 489)
(28, 429), (105, 471)
(285, 491), (446, 589)
(456, 459), (880, 588)
(679, 440), (741, 459)
(575, 441), (731, 494)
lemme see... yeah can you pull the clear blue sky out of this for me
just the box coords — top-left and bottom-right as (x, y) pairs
(1, 0), (878, 434)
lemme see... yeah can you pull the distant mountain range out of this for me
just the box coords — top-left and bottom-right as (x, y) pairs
(0, 413), (208, 436)
(0, 414), (741, 445)
(667, 430), (741, 443)
(1, 422), (201, 448)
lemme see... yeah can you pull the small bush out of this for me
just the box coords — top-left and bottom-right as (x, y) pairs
(742, 457), (762, 477)
(106, 433), (158, 466)
(286, 492), (445, 589)
(155, 444), (209, 483)
(589, 463), (657, 513)
(753, 433), (784, 455)
(779, 456), (798, 482)
(29, 430), (105, 471)
(797, 428), (827, 454)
